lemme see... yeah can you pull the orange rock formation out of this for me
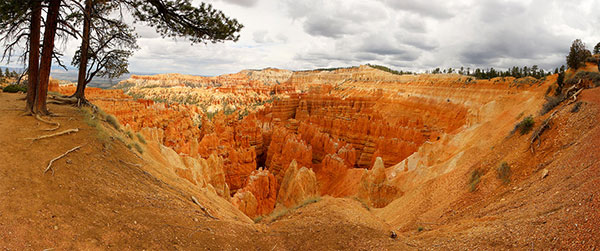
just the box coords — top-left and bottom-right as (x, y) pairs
(57, 65), (550, 217)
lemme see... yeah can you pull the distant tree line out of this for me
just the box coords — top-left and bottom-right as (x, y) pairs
(0, 68), (20, 79)
(427, 65), (552, 79)
(366, 64), (413, 75)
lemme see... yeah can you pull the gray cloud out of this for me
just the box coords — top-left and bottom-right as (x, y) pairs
(303, 16), (351, 38)
(378, 0), (456, 19)
(218, 0), (259, 7)
(458, 0), (575, 68)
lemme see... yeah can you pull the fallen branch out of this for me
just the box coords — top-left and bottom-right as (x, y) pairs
(191, 196), (218, 220)
(35, 114), (60, 131)
(44, 144), (84, 175)
(26, 128), (79, 142)
(530, 110), (558, 153)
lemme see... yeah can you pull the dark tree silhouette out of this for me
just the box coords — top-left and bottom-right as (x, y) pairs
(566, 39), (591, 70)
(70, 0), (243, 104)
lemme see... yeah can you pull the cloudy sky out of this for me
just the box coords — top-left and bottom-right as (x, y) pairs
(5, 0), (600, 76)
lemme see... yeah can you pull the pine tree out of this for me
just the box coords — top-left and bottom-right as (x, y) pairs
(566, 39), (592, 70)
(594, 42), (600, 55)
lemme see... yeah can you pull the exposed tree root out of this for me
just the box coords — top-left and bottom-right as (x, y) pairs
(49, 95), (98, 111)
(191, 196), (218, 220)
(568, 89), (583, 104)
(44, 144), (84, 175)
(35, 114), (60, 131)
(530, 110), (558, 153)
(26, 128), (79, 142)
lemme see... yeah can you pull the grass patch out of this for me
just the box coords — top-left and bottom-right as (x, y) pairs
(136, 133), (147, 144)
(497, 162), (511, 184)
(269, 208), (290, 222)
(80, 107), (112, 142)
(258, 197), (322, 224)
(353, 197), (371, 211)
(571, 102), (583, 113)
(105, 114), (121, 130)
(133, 143), (143, 154)
(469, 169), (483, 192)
(295, 197), (321, 209)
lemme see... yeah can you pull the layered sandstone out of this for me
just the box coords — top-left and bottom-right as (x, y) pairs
(231, 169), (277, 218)
(60, 65), (549, 218)
(276, 160), (319, 209)
(357, 157), (400, 208)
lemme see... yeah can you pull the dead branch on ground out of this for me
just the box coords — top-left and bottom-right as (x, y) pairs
(44, 144), (84, 175)
(26, 128), (79, 142)
(530, 110), (558, 153)
(191, 196), (218, 220)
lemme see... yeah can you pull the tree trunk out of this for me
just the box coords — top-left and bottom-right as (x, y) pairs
(35, 0), (61, 115)
(26, 0), (42, 113)
(74, 0), (92, 101)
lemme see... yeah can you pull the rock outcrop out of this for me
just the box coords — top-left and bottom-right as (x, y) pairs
(231, 169), (277, 218)
(357, 157), (400, 208)
(276, 160), (319, 208)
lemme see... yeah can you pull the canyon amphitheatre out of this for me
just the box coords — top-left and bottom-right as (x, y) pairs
(1, 62), (599, 249)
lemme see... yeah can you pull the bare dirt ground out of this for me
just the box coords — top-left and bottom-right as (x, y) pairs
(0, 93), (405, 250)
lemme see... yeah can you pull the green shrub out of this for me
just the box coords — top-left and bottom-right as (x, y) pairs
(497, 162), (511, 184)
(540, 95), (564, 115)
(133, 143), (143, 154)
(2, 84), (27, 93)
(205, 111), (216, 121)
(511, 116), (535, 135)
(518, 116), (535, 135)
(565, 71), (600, 87)
(136, 133), (147, 144)
(469, 169), (483, 192)
(253, 216), (264, 223)
(105, 115), (121, 130)
(571, 102), (583, 113)
(417, 226), (424, 232)
(126, 130), (134, 139)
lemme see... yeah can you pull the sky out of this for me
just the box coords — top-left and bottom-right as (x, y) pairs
(4, 0), (600, 76)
